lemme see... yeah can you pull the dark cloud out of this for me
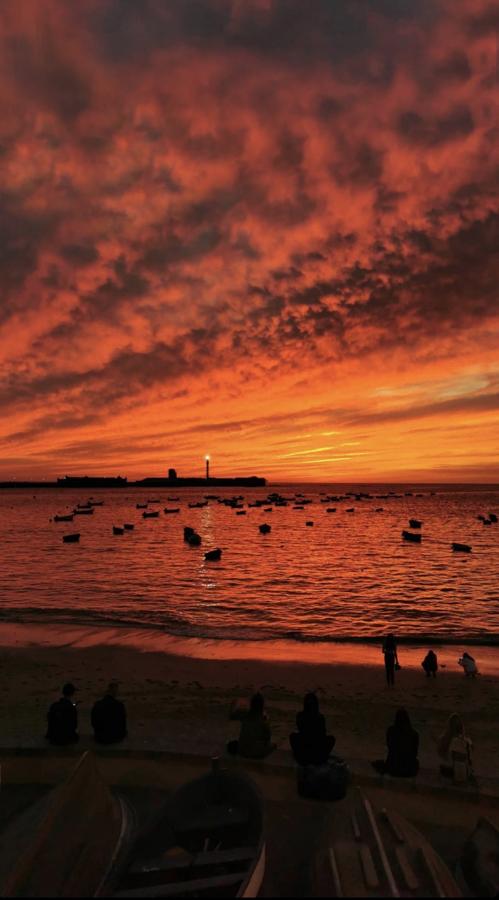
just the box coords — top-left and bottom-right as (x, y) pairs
(60, 243), (100, 266)
(397, 105), (474, 146)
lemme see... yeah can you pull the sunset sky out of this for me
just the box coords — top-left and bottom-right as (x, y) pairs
(0, 0), (498, 482)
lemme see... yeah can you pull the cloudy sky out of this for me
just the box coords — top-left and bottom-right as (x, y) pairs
(0, 0), (498, 481)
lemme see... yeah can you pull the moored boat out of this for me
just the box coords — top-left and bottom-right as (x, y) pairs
(63, 533), (80, 543)
(259, 523), (271, 534)
(123, 523), (134, 530)
(54, 514), (74, 522)
(409, 519), (422, 529)
(113, 526), (124, 535)
(73, 507), (94, 515)
(142, 511), (159, 518)
(402, 530), (421, 543)
(452, 542), (472, 553)
(205, 548), (222, 561)
(164, 507), (180, 514)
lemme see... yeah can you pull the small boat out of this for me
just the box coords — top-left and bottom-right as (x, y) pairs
(143, 511), (159, 518)
(346, 508), (355, 513)
(293, 505), (304, 510)
(459, 815), (499, 897)
(483, 519), (492, 526)
(164, 507), (180, 514)
(54, 514), (74, 522)
(63, 533), (80, 543)
(409, 518), (422, 529)
(375, 508), (384, 512)
(236, 510), (247, 516)
(452, 542), (472, 553)
(113, 526), (124, 535)
(313, 787), (461, 898)
(136, 503), (148, 509)
(402, 530), (421, 543)
(187, 532), (202, 546)
(263, 508), (273, 512)
(306, 521), (314, 526)
(77, 502), (93, 509)
(326, 508), (336, 513)
(205, 548), (222, 561)
(89, 500), (104, 506)
(259, 523), (271, 534)
(123, 523), (134, 530)
(477, 514), (486, 521)
(73, 507), (94, 515)
(189, 501), (208, 508)
(167, 497), (180, 501)
(0, 752), (129, 899)
(111, 760), (265, 899)
(489, 513), (498, 523)
(184, 526), (195, 540)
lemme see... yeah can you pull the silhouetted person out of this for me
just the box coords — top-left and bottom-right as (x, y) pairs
(458, 652), (478, 677)
(46, 682), (79, 745)
(290, 692), (335, 765)
(437, 713), (473, 779)
(382, 633), (399, 686)
(91, 682), (127, 744)
(372, 708), (419, 777)
(227, 692), (273, 759)
(422, 650), (438, 677)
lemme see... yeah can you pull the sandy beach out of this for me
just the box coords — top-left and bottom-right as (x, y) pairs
(1, 622), (498, 778)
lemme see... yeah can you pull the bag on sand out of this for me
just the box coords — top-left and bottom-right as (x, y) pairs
(297, 755), (350, 801)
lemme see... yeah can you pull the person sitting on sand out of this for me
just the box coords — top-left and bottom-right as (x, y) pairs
(289, 692), (336, 766)
(91, 682), (127, 744)
(372, 708), (419, 777)
(458, 652), (478, 677)
(227, 692), (273, 759)
(422, 650), (438, 677)
(46, 682), (79, 745)
(382, 633), (399, 686)
(437, 713), (473, 779)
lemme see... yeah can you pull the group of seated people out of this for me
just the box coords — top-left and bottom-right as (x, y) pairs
(46, 682), (127, 746)
(227, 691), (474, 782)
(46, 681), (474, 784)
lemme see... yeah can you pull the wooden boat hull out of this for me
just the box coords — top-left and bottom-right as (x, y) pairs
(111, 765), (265, 898)
(402, 530), (421, 543)
(313, 788), (461, 897)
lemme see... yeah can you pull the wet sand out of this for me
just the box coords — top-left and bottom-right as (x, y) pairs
(1, 622), (498, 777)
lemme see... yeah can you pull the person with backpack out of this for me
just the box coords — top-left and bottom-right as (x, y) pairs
(46, 683), (79, 745)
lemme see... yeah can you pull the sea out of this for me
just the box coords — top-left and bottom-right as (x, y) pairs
(1, 484), (498, 646)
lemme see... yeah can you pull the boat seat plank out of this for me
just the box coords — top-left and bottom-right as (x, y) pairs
(359, 843), (380, 889)
(175, 805), (249, 833)
(130, 845), (255, 874)
(395, 846), (419, 891)
(114, 870), (246, 898)
(332, 842), (370, 897)
(328, 847), (344, 898)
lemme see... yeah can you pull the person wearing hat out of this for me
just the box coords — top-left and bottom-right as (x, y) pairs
(91, 682), (127, 744)
(46, 682), (79, 745)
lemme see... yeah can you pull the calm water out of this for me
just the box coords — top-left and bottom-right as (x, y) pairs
(1, 484), (498, 644)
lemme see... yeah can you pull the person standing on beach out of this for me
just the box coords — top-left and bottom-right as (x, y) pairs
(46, 682), (79, 745)
(422, 650), (438, 677)
(382, 634), (399, 686)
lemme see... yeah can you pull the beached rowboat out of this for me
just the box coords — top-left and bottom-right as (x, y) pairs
(111, 760), (265, 898)
(313, 787), (461, 897)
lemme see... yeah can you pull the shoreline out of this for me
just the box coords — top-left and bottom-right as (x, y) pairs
(1, 621), (499, 778)
(2, 620), (499, 673)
